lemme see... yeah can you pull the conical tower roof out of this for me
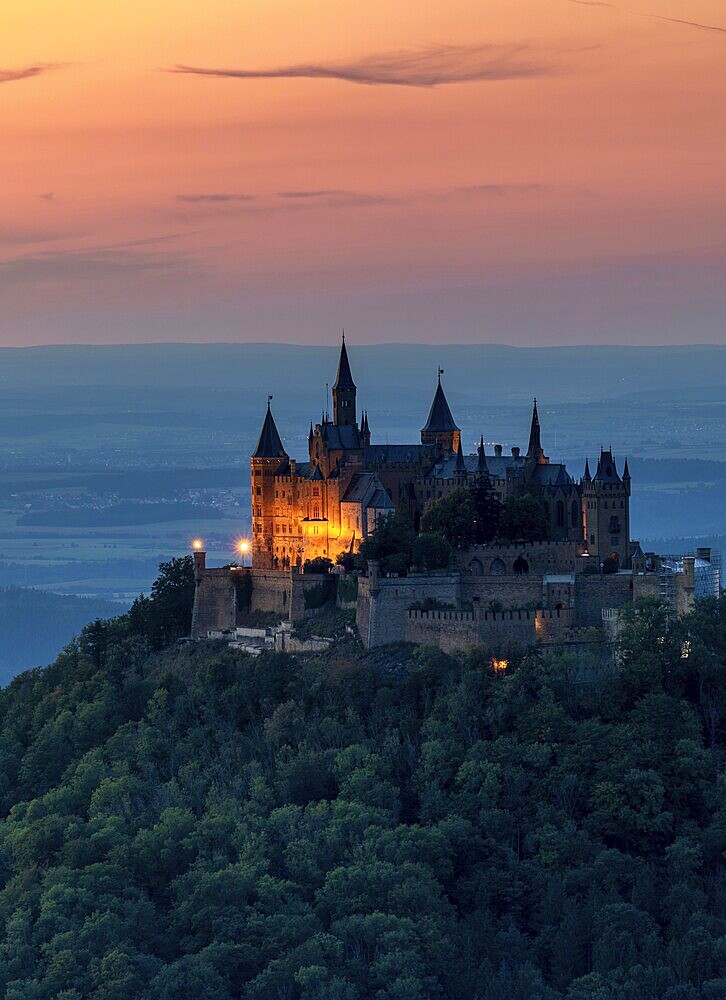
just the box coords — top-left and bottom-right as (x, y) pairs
(422, 372), (459, 433)
(477, 436), (489, 474)
(332, 333), (355, 390)
(252, 400), (287, 459)
(455, 438), (466, 472)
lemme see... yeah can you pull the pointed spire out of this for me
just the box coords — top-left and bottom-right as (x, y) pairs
(422, 374), (459, 433)
(252, 398), (287, 459)
(455, 438), (466, 473)
(308, 421), (314, 443)
(526, 397), (544, 462)
(477, 435), (489, 474)
(623, 457), (631, 481)
(332, 332), (355, 390)
(583, 457), (591, 482)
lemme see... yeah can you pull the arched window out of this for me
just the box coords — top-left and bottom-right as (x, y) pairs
(556, 501), (565, 528)
(468, 558), (483, 576)
(490, 557), (506, 576)
(513, 555), (529, 576)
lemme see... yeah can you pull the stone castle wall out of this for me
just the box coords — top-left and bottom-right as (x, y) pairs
(404, 606), (575, 652)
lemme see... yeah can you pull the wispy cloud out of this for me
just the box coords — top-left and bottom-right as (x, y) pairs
(456, 183), (547, 196)
(569, 1), (726, 35)
(170, 43), (555, 88)
(0, 64), (61, 85)
(176, 193), (255, 203)
(277, 189), (393, 206)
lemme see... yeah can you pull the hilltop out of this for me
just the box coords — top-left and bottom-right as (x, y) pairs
(0, 559), (725, 997)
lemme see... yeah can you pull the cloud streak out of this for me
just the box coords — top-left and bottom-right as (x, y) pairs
(171, 43), (554, 88)
(176, 193), (255, 203)
(569, 1), (726, 35)
(0, 64), (61, 85)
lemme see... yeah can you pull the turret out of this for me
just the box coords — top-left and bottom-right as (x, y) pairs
(582, 448), (631, 569)
(250, 398), (288, 570)
(361, 410), (371, 447)
(420, 370), (461, 453)
(332, 333), (356, 427)
(477, 436), (489, 477)
(526, 399), (548, 466)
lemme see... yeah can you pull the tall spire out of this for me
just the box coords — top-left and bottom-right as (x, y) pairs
(252, 398), (287, 459)
(332, 332), (357, 426)
(455, 438), (466, 473)
(623, 457), (631, 481)
(477, 435), (489, 475)
(583, 457), (591, 483)
(332, 332), (355, 391)
(526, 398), (547, 465)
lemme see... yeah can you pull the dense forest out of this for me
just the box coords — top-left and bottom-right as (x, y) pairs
(0, 563), (725, 997)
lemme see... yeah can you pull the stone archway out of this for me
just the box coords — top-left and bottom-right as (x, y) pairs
(468, 558), (484, 576)
(513, 555), (529, 576)
(490, 557), (506, 576)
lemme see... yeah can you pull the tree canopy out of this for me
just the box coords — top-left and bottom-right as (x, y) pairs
(0, 580), (726, 998)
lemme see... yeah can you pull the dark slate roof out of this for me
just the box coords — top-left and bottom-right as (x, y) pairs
(295, 462), (311, 478)
(310, 463), (324, 481)
(332, 337), (355, 390)
(365, 444), (427, 465)
(321, 422), (361, 450)
(252, 405), (288, 459)
(422, 380), (459, 433)
(533, 464), (574, 487)
(343, 473), (395, 509)
(593, 449), (621, 484)
(427, 451), (524, 479)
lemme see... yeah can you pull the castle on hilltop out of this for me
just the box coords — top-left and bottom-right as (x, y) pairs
(250, 336), (631, 573)
(191, 338), (719, 653)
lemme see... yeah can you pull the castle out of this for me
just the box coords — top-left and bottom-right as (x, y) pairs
(191, 338), (719, 652)
(249, 336), (630, 572)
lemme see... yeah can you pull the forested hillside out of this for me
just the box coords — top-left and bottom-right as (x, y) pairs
(0, 585), (725, 998)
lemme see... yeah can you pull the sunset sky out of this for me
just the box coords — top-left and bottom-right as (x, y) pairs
(2, 0), (725, 346)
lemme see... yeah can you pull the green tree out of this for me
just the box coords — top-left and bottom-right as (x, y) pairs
(412, 532), (451, 571)
(500, 492), (549, 542)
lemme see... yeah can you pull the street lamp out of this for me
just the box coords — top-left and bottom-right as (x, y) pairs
(237, 539), (250, 567)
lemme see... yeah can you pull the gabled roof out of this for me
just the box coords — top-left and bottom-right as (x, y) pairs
(533, 464), (573, 487)
(593, 449), (621, 484)
(310, 463), (324, 481)
(332, 335), (355, 390)
(252, 403), (288, 459)
(422, 376), (459, 433)
(320, 422), (361, 450)
(342, 472), (394, 509)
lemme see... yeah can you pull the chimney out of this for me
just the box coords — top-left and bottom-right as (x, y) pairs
(696, 547), (711, 562)
(512, 446), (520, 459)
(494, 444), (503, 457)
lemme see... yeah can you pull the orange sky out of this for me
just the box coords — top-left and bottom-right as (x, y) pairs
(1, 0), (725, 345)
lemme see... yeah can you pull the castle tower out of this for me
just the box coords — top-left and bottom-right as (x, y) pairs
(250, 399), (288, 570)
(421, 370), (461, 453)
(526, 399), (549, 466)
(332, 334), (356, 427)
(582, 448), (631, 569)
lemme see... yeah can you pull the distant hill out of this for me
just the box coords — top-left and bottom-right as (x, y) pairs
(0, 587), (125, 684)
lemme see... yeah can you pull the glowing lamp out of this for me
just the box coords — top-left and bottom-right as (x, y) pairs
(491, 658), (509, 673)
(192, 539), (204, 551)
(238, 540), (250, 554)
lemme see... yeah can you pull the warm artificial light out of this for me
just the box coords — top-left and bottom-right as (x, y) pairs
(238, 540), (250, 554)
(192, 539), (203, 551)
(491, 658), (509, 673)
